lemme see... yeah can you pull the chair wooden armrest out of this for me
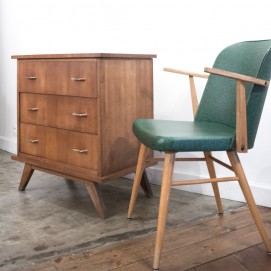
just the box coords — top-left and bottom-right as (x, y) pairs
(204, 67), (269, 86)
(164, 67), (209, 79)
(164, 67), (209, 116)
(204, 67), (270, 153)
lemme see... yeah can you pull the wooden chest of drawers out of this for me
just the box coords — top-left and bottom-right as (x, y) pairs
(12, 53), (156, 217)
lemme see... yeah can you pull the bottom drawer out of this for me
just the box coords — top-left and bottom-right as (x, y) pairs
(20, 123), (99, 170)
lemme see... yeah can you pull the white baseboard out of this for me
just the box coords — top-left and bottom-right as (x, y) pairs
(145, 166), (271, 208)
(0, 136), (17, 154)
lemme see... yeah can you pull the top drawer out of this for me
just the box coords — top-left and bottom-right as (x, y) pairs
(18, 60), (97, 97)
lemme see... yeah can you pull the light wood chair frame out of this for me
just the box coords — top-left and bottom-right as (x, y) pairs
(127, 67), (271, 271)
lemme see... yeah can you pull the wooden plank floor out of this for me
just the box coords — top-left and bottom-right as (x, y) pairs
(23, 206), (271, 271)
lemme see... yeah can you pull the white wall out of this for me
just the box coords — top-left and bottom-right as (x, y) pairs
(1, 0), (271, 206)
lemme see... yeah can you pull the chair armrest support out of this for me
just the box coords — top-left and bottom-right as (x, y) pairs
(164, 68), (208, 116)
(236, 80), (248, 153)
(205, 67), (270, 153)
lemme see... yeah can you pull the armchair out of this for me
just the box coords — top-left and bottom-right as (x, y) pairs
(127, 40), (271, 271)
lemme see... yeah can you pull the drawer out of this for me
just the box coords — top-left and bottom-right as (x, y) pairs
(20, 123), (99, 170)
(18, 60), (97, 97)
(20, 93), (98, 134)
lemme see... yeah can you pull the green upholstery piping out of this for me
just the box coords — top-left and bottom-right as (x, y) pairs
(133, 40), (271, 152)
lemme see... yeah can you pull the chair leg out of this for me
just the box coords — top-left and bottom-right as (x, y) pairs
(153, 152), (175, 271)
(204, 151), (224, 214)
(127, 144), (149, 219)
(227, 151), (271, 253)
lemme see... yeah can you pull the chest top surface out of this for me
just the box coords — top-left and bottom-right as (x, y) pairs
(11, 53), (157, 60)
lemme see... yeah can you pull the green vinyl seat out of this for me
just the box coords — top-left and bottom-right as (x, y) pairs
(133, 119), (235, 152)
(127, 40), (271, 271)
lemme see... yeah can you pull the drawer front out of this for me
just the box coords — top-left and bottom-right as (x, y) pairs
(20, 93), (98, 134)
(18, 60), (97, 97)
(20, 123), (99, 170)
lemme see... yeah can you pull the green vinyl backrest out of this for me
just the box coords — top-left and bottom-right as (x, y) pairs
(195, 40), (271, 149)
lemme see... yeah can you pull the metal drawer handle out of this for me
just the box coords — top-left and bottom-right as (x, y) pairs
(26, 138), (39, 143)
(70, 77), (86, 81)
(27, 107), (39, 111)
(25, 76), (37, 80)
(72, 112), (88, 117)
(72, 148), (88, 153)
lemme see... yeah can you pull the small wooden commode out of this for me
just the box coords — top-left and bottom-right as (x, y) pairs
(12, 53), (156, 218)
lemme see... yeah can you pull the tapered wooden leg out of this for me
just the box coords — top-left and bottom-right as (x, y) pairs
(227, 151), (271, 252)
(19, 164), (34, 191)
(127, 144), (149, 219)
(153, 152), (175, 271)
(85, 181), (106, 219)
(140, 170), (153, 198)
(204, 151), (224, 214)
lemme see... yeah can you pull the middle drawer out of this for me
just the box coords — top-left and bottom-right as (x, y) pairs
(20, 93), (98, 134)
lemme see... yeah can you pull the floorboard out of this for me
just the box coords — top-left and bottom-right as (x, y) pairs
(22, 206), (271, 271)
(233, 245), (271, 271)
(195, 255), (248, 271)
